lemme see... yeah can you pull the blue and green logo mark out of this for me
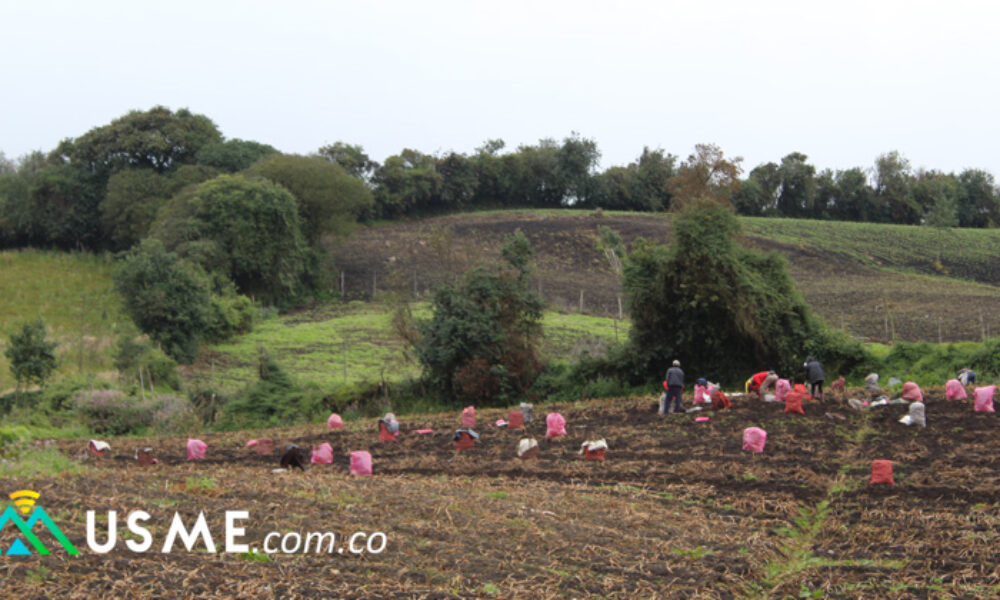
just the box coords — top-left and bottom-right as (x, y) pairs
(0, 490), (79, 556)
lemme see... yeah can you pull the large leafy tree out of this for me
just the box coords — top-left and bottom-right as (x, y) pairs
(317, 142), (378, 180)
(52, 106), (222, 176)
(247, 154), (372, 243)
(956, 169), (999, 228)
(875, 151), (918, 224)
(668, 144), (743, 208)
(777, 152), (818, 218)
(152, 174), (310, 305)
(113, 239), (217, 362)
(621, 199), (848, 383)
(194, 139), (279, 173)
(414, 232), (544, 406)
(99, 168), (173, 250)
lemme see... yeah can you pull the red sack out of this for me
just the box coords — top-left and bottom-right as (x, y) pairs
(793, 383), (808, 394)
(378, 421), (397, 443)
(784, 391), (806, 415)
(507, 410), (524, 429)
(455, 432), (475, 451)
(710, 390), (731, 410)
(871, 460), (895, 485)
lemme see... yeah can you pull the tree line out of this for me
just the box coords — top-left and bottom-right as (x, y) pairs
(1, 106), (997, 364)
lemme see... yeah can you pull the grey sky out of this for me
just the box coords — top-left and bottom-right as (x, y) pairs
(2, 0), (998, 175)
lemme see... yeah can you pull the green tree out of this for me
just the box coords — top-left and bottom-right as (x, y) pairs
(317, 142), (378, 180)
(777, 152), (817, 218)
(6, 319), (58, 393)
(51, 106), (222, 176)
(113, 239), (217, 362)
(913, 171), (960, 228)
(152, 174), (310, 305)
(875, 151), (918, 224)
(956, 169), (999, 228)
(414, 231), (544, 406)
(372, 149), (443, 218)
(99, 168), (173, 250)
(247, 154), (372, 243)
(620, 199), (849, 382)
(194, 139), (279, 173)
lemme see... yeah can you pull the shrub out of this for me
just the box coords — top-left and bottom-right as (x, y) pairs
(113, 239), (217, 362)
(74, 390), (153, 435)
(617, 199), (857, 385)
(414, 232), (544, 407)
(150, 394), (199, 434)
(215, 349), (325, 429)
(6, 319), (57, 392)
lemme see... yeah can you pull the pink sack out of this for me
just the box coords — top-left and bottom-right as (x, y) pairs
(349, 450), (372, 476)
(545, 413), (567, 438)
(693, 384), (709, 404)
(695, 416), (710, 423)
(461, 406), (476, 428)
(327, 413), (344, 429)
(742, 427), (767, 453)
(901, 382), (923, 402)
(246, 439), (258, 447)
(946, 379), (967, 401)
(974, 386), (996, 413)
(775, 379), (791, 404)
(186, 439), (207, 460)
(311, 443), (333, 465)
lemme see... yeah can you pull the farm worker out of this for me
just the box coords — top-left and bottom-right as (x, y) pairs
(957, 368), (976, 387)
(664, 360), (684, 414)
(744, 371), (770, 399)
(864, 373), (880, 399)
(759, 371), (779, 395)
(803, 357), (825, 401)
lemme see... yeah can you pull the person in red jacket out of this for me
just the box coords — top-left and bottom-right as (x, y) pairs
(744, 371), (770, 399)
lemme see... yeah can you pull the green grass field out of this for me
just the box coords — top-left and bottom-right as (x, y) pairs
(739, 216), (1000, 283)
(191, 302), (630, 392)
(0, 250), (124, 390)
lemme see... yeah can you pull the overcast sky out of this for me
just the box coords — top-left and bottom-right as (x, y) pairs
(2, 0), (998, 175)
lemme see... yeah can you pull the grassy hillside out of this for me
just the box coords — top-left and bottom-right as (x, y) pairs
(331, 210), (1000, 343)
(190, 302), (629, 392)
(0, 250), (124, 390)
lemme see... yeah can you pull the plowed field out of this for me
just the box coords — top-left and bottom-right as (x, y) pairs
(3, 390), (1000, 598)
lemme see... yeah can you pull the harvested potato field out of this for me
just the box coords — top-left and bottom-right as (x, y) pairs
(3, 391), (1000, 598)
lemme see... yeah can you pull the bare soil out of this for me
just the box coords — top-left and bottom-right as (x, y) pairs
(4, 389), (1000, 598)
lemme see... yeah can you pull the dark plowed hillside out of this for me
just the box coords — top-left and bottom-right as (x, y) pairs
(8, 390), (1000, 598)
(330, 212), (1000, 343)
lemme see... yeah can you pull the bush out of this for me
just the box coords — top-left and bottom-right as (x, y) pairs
(114, 335), (182, 390)
(616, 200), (845, 385)
(39, 374), (113, 412)
(215, 349), (325, 429)
(74, 390), (153, 435)
(6, 319), (57, 392)
(114, 239), (217, 362)
(414, 232), (544, 407)
(149, 394), (199, 434)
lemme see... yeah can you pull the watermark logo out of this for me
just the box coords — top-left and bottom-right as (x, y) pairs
(0, 491), (79, 556)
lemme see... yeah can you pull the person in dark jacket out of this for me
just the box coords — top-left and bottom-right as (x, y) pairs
(803, 356), (825, 401)
(664, 360), (684, 414)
